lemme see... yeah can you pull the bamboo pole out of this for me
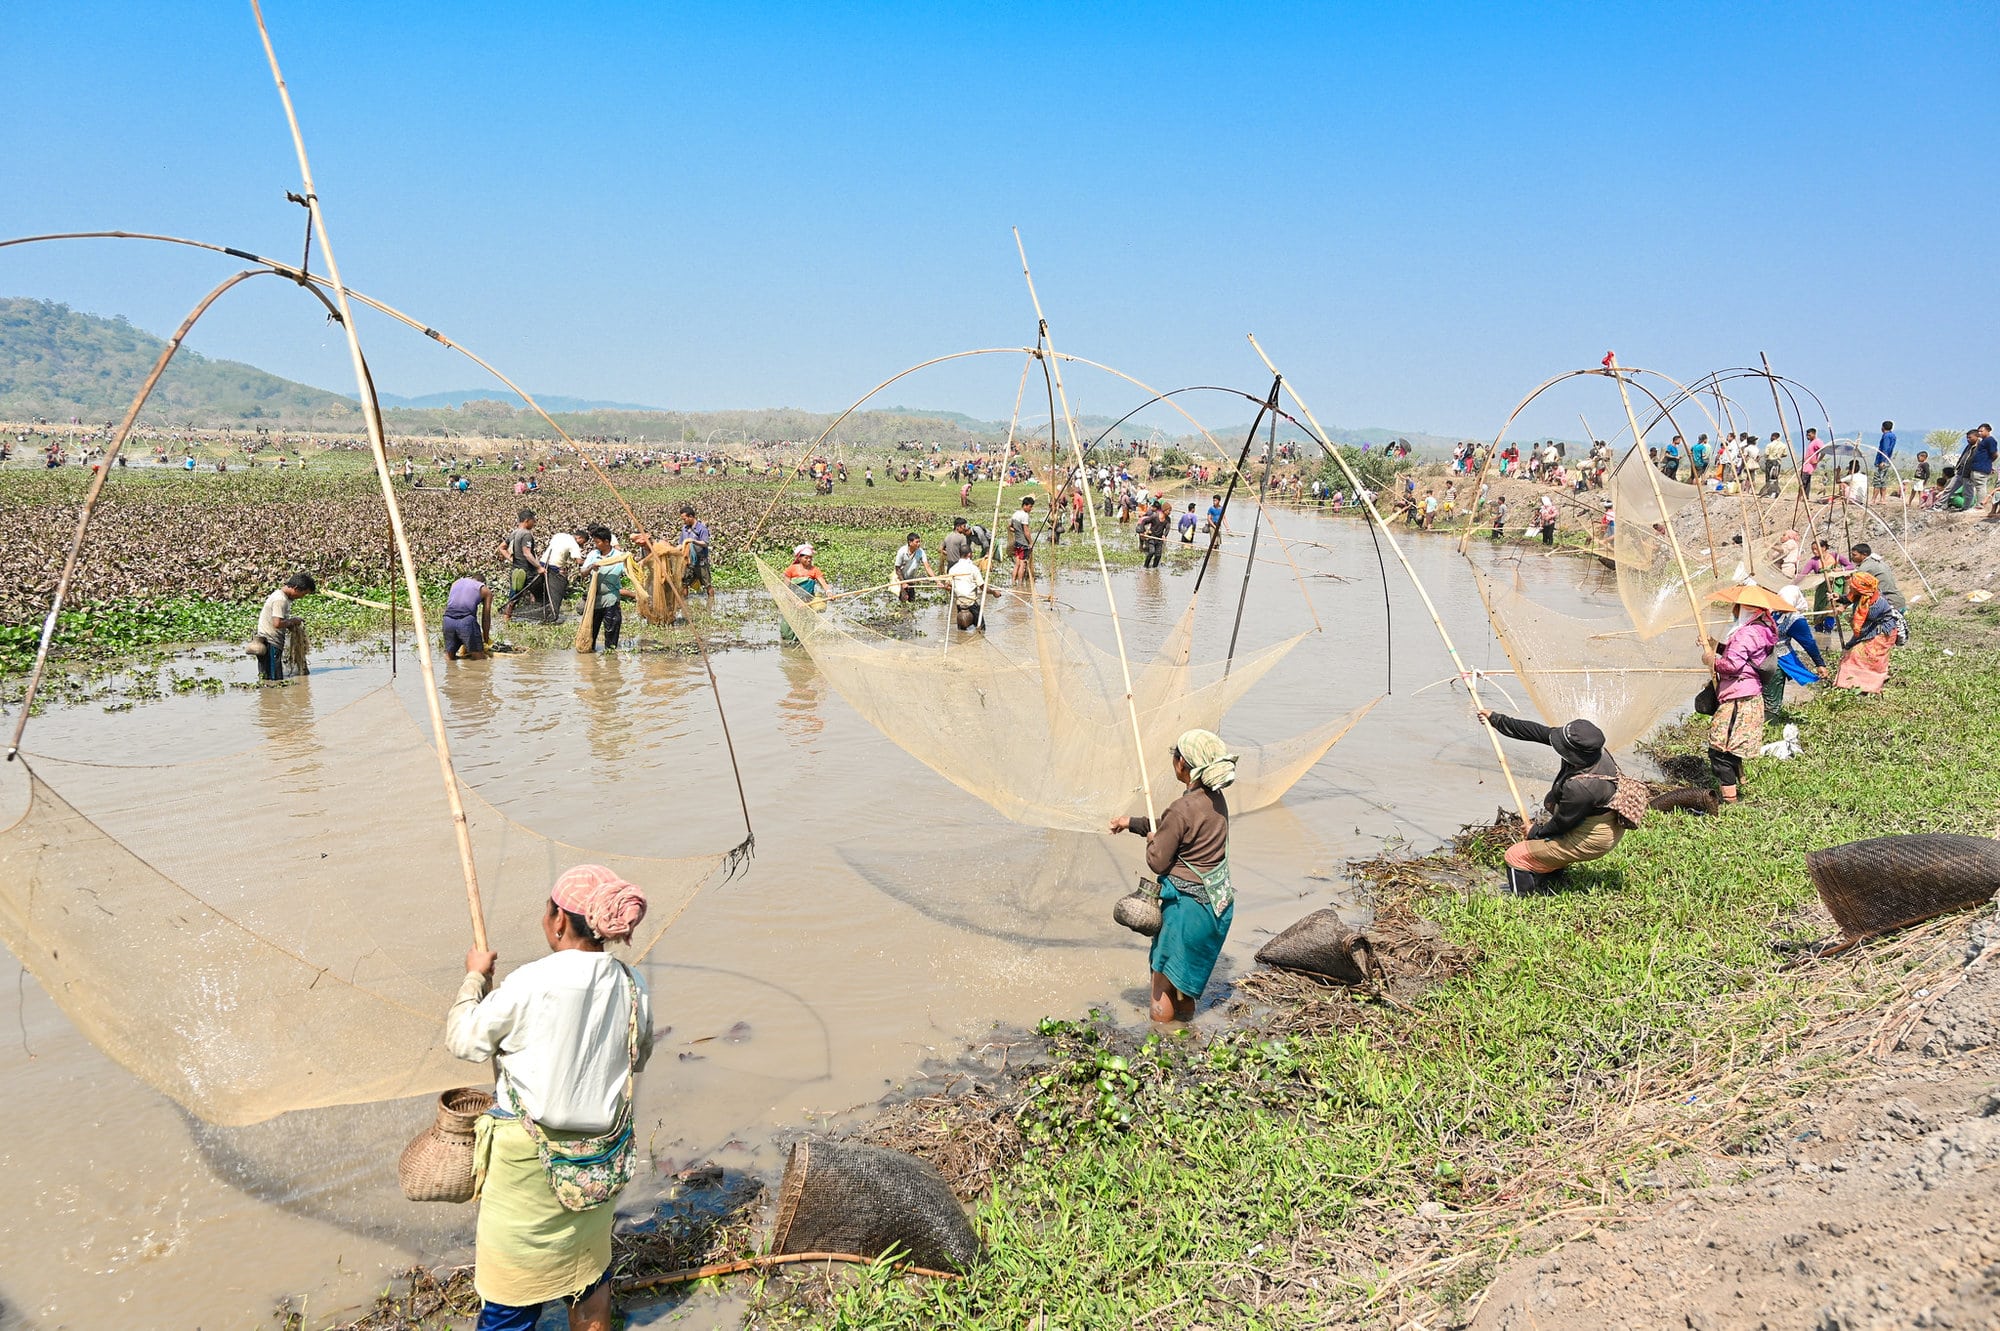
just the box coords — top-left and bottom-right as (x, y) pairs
(1248, 335), (1533, 828)
(1762, 352), (1810, 535)
(1606, 358), (1712, 656)
(7, 267), (273, 760)
(249, 0), (487, 952)
(1224, 409), (1278, 675)
(1013, 228), (1155, 828)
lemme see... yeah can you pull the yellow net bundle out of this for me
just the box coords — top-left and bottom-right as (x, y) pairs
(0, 688), (724, 1126)
(759, 559), (1375, 833)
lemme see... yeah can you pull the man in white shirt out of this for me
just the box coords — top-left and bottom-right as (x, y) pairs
(892, 532), (934, 604)
(255, 572), (315, 681)
(539, 526), (586, 624)
(948, 554), (987, 630)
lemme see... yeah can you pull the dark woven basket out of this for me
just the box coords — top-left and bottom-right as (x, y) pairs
(1112, 890), (1162, 937)
(771, 1139), (981, 1273)
(1254, 909), (1379, 985)
(1648, 786), (1719, 816)
(1805, 834), (2000, 941)
(397, 1086), (493, 1203)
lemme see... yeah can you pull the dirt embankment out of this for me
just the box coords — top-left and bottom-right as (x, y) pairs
(1472, 917), (2000, 1331)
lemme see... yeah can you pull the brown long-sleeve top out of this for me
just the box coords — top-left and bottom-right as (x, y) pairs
(1126, 785), (1230, 885)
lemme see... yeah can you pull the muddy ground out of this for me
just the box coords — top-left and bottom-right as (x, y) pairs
(1472, 917), (2000, 1331)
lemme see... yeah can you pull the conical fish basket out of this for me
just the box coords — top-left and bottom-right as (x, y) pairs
(1805, 834), (2000, 942)
(1254, 908), (1379, 985)
(771, 1138), (981, 1273)
(397, 1086), (494, 1203)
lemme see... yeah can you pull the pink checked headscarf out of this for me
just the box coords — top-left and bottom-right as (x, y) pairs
(551, 864), (648, 943)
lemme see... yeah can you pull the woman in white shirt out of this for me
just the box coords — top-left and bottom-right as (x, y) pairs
(447, 865), (653, 1331)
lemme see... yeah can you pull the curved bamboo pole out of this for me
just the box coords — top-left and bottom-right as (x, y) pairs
(250, 0), (488, 951)
(0, 226), (761, 869)
(1014, 228), (1155, 828)
(7, 267), (277, 759)
(1248, 335), (1533, 829)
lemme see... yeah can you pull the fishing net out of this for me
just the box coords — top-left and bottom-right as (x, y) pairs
(631, 542), (690, 625)
(1609, 445), (1722, 638)
(771, 1138), (981, 1273)
(1472, 567), (1707, 752)
(760, 559), (1375, 833)
(0, 687), (726, 1126)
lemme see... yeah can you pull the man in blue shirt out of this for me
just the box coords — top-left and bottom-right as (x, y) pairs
(674, 503), (712, 611)
(1874, 420), (1897, 484)
(1973, 424), (1998, 509)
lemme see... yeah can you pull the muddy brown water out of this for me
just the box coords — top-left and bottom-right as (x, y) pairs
(0, 512), (1625, 1328)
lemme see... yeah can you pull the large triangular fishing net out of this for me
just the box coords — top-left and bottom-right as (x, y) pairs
(1471, 567), (1707, 752)
(758, 559), (1376, 833)
(0, 687), (726, 1126)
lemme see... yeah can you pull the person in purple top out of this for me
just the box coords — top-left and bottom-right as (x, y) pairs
(443, 574), (494, 660)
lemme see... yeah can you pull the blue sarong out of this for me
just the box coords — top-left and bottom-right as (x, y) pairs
(1148, 876), (1233, 1000)
(1778, 650), (1819, 686)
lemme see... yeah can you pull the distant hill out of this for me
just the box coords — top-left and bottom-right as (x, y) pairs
(0, 296), (1468, 450)
(0, 297), (360, 426)
(377, 388), (666, 412)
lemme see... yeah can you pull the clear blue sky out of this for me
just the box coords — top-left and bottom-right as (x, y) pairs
(2, 2), (1991, 438)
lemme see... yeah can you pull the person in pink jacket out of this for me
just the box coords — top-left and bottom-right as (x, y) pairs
(1703, 592), (1780, 804)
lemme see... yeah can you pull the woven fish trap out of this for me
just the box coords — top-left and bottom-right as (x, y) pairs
(770, 1138), (981, 1273)
(1255, 909), (1380, 985)
(1805, 834), (2000, 941)
(397, 1086), (494, 1203)
(1647, 786), (1719, 815)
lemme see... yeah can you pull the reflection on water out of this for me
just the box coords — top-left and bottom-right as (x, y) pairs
(0, 510), (1634, 1329)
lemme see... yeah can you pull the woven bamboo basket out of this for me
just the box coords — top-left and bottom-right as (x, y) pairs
(771, 1138), (980, 1273)
(1805, 834), (2000, 942)
(397, 1086), (494, 1203)
(1112, 890), (1162, 937)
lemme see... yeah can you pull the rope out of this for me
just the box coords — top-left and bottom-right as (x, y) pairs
(1223, 379), (1283, 675)
(252, 0), (489, 950)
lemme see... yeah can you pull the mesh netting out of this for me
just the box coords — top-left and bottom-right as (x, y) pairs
(1609, 445), (1721, 639)
(760, 559), (1375, 832)
(0, 688), (723, 1126)
(1472, 567), (1706, 751)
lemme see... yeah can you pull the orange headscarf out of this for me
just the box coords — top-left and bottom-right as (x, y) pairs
(1847, 570), (1880, 635)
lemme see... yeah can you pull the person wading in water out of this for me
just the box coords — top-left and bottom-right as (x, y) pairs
(1110, 729), (1238, 1023)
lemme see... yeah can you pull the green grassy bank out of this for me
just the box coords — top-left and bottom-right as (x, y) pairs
(782, 610), (1998, 1329)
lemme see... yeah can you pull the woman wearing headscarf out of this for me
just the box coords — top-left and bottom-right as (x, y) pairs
(1477, 714), (1631, 887)
(1110, 729), (1237, 1023)
(1703, 592), (1779, 804)
(447, 866), (653, 1331)
(1766, 584), (1827, 712)
(1834, 570), (1894, 694)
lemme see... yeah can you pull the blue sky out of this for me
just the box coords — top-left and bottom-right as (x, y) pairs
(1, 2), (1992, 438)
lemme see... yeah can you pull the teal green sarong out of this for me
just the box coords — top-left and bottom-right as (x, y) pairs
(1148, 875), (1233, 999)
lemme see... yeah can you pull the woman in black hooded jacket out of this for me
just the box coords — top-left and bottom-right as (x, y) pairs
(1478, 712), (1630, 885)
